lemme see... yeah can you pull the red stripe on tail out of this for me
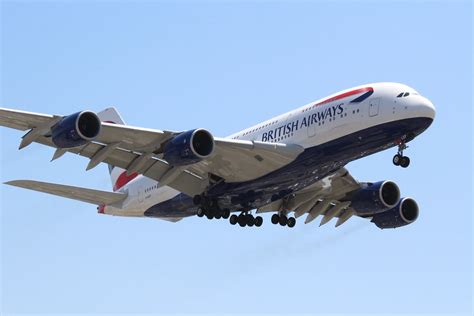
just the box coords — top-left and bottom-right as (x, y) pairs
(113, 171), (138, 191)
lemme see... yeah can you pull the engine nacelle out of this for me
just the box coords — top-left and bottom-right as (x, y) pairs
(371, 197), (419, 229)
(51, 111), (101, 148)
(350, 181), (400, 215)
(163, 129), (214, 166)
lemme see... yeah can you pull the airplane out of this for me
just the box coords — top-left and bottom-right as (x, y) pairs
(0, 82), (435, 229)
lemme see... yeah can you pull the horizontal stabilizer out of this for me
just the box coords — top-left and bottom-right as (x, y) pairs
(4, 180), (127, 205)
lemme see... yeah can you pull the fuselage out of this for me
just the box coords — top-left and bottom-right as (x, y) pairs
(102, 82), (435, 219)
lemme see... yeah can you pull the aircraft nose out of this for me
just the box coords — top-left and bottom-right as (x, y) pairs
(418, 96), (436, 120)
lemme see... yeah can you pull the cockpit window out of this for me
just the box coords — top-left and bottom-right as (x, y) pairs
(397, 92), (412, 98)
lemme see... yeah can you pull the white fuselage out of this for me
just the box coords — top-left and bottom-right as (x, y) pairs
(102, 82), (435, 218)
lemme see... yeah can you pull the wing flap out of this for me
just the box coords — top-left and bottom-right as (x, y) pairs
(257, 168), (363, 227)
(4, 180), (127, 205)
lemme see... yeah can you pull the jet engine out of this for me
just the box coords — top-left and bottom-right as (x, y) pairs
(51, 111), (101, 148)
(371, 197), (419, 229)
(163, 128), (214, 166)
(350, 181), (400, 215)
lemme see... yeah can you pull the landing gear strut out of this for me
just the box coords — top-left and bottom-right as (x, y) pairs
(393, 137), (410, 168)
(271, 213), (296, 228)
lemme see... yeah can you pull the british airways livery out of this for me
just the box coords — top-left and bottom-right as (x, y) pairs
(0, 82), (435, 229)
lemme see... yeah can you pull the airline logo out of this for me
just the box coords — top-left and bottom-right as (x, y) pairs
(261, 87), (373, 142)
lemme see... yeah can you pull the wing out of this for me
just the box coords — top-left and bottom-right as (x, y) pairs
(0, 108), (303, 196)
(192, 138), (304, 182)
(257, 168), (364, 227)
(5, 180), (127, 205)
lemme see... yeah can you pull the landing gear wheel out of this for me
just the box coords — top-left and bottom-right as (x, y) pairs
(400, 156), (410, 168)
(287, 217), (296, 228)
(394, 137), (411, 168)
(222, 209), (230, 219)
(214, 213), (222, 220)
(238, 214), (246, 227)
(254, 216), (263, 227)
(229, 214), (238, 225)
(197, 208), (205, 218)
(206, 211), (213, 220)
(392, 154), (402, 166)
(279, 214), (288, 226)
(247, 214), (255, 227)
(271, 214), (280, 225)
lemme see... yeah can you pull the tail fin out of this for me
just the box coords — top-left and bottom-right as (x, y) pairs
(96, 107), (135, 191)
(97, 107), (126, 125)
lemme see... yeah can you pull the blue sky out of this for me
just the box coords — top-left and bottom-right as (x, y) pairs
(1, 1), (472, 315)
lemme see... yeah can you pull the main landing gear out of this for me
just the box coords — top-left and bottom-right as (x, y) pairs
(196, 207), (230, 220)
(194, 195), (230, 220)
(392, 138), (410, 168)
(229, 211), (263, 228)
(271, 213), (296, 228)
(194, 195), (262, 227)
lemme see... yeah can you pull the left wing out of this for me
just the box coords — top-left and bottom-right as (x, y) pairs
(0, 108), (303, 196)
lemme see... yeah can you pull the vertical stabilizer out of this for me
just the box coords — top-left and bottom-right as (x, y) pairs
(96, 107), (134, 191)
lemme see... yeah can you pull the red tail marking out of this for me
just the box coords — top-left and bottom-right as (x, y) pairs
(113, 171), (138, 191)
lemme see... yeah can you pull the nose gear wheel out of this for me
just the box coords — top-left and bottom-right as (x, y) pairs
(393, 137), (411, 168)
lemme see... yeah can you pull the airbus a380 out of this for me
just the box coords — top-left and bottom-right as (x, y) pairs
(1, 82), (435, 229)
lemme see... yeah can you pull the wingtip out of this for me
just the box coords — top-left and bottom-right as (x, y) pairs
(4, 180), (31, 187)
(4, 180), (21, 186)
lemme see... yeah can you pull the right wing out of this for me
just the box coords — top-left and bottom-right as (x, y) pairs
(4, 180), (127, 205)
(257, 168), (362, 227)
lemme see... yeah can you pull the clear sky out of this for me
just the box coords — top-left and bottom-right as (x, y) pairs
(1, 1), (472, 315)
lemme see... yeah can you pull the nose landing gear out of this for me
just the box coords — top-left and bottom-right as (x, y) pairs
(392, 138), (410, 168)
